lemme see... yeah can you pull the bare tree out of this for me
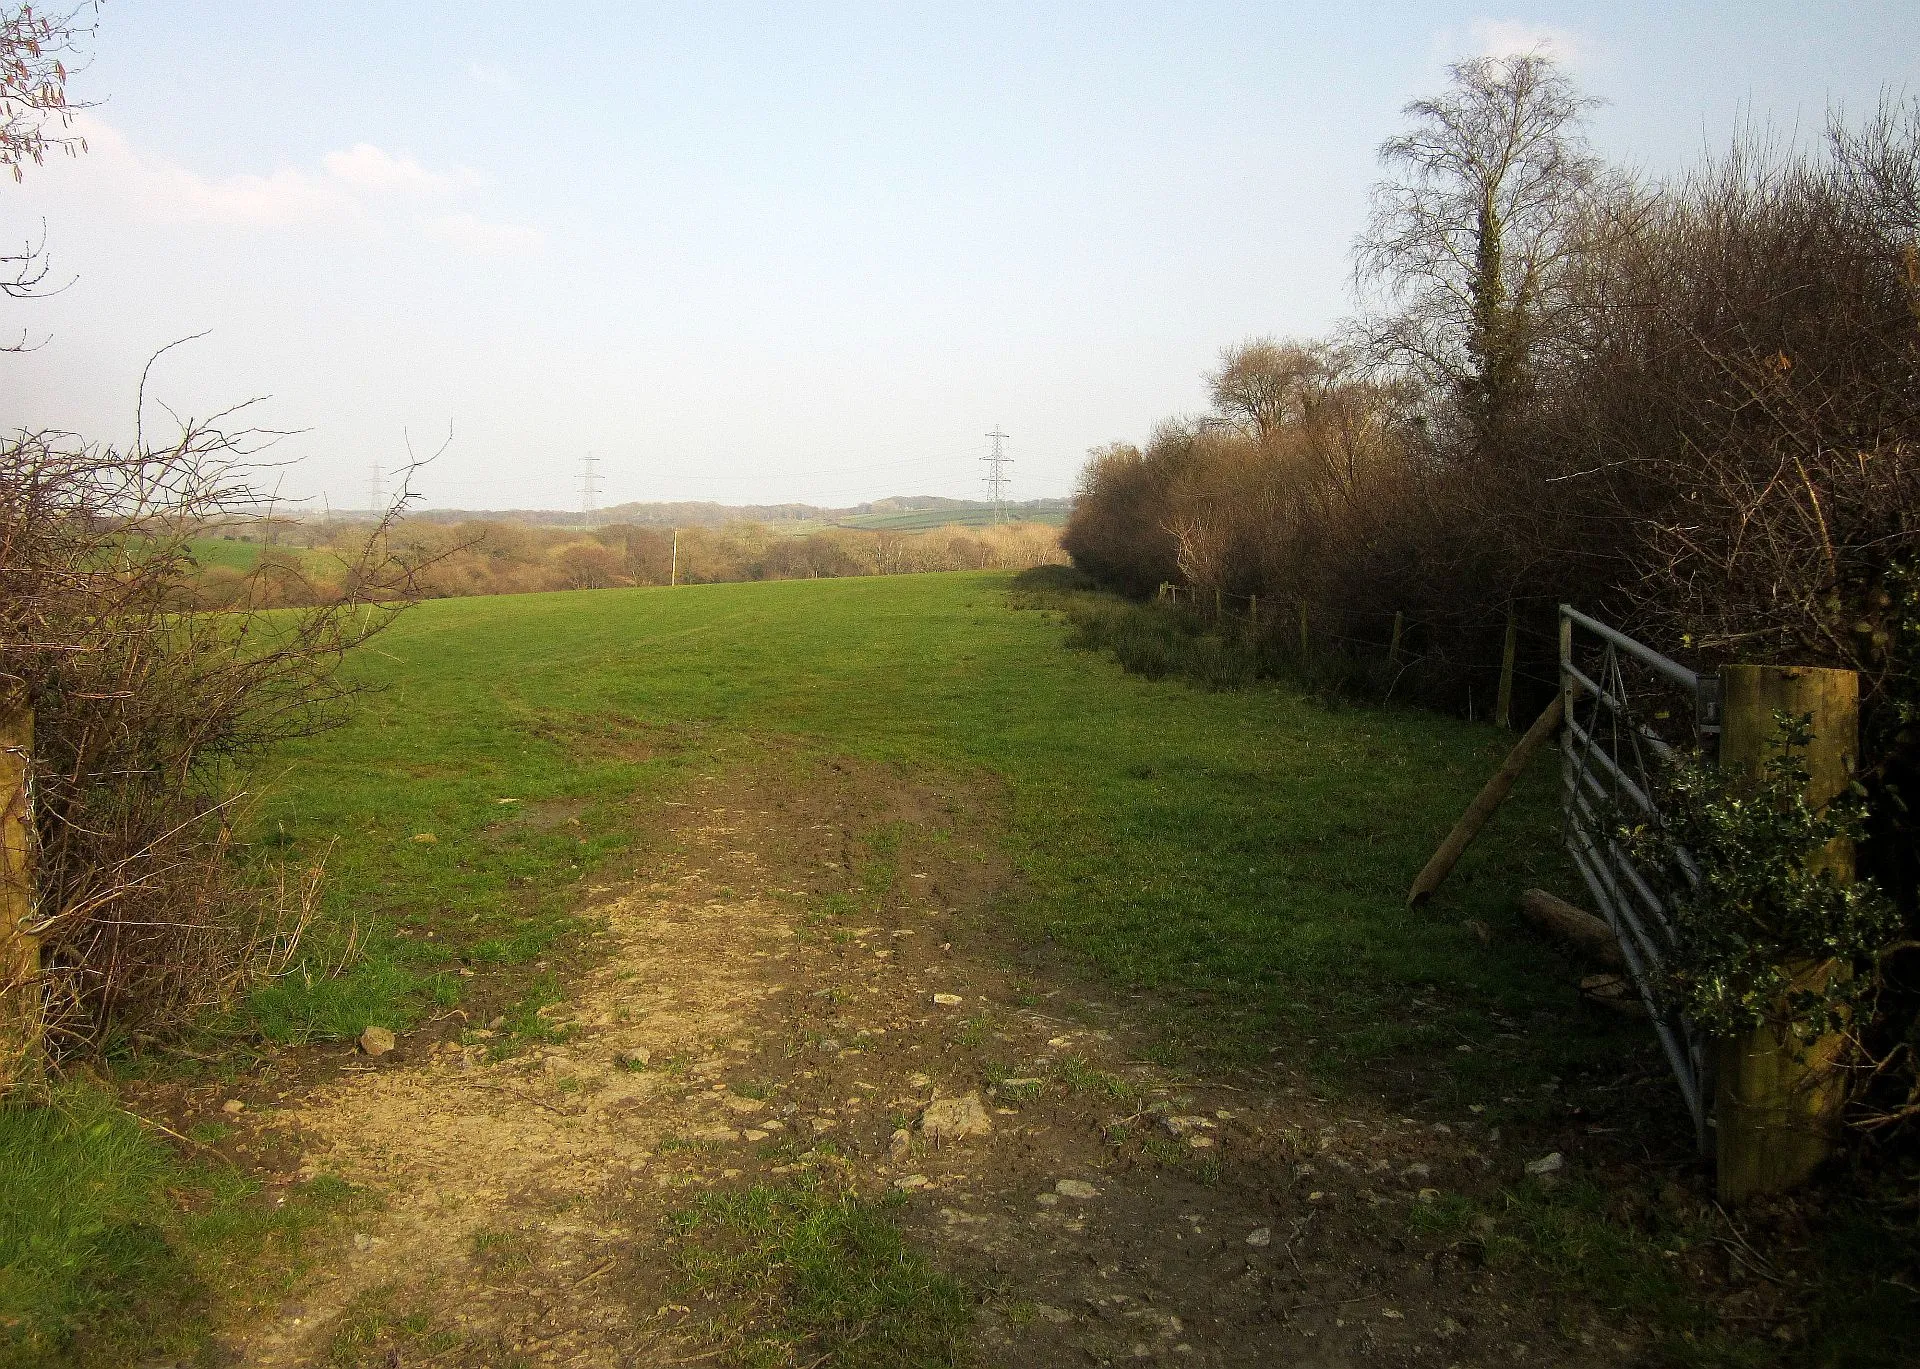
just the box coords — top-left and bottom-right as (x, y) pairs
(1356, 52), (1612, 454)
(1206, 338), (1332, 442)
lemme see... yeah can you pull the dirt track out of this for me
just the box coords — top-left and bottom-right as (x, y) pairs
(210, 753), (1634, 1366)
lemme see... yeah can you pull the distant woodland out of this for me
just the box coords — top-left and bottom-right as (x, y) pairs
(188, 515), (1067, 608)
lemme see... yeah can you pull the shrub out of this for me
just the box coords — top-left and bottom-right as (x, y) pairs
(0, 420), (421, 1078)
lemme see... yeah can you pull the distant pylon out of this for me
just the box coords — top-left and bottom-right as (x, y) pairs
(366, 462), (385, 515)
(982, 427), (1012, 524)
(580, 451), (601, 521)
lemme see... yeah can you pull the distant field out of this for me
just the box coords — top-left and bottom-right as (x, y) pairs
(185, 538), (345, 577)
(187, 536), (264, 571)
(836, 507), (1067, 531)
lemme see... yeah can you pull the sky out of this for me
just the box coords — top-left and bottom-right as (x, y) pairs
(0, 2), (1911, 514)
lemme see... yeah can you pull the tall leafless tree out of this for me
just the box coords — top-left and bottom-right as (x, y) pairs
(1356, 52), (1612, 456)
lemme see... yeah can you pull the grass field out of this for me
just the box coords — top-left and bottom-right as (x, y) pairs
(8, 570), (1908, 1364)
(233, 569), (1598, 1094)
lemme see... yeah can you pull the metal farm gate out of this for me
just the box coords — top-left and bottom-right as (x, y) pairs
(1558, 606), (1722, 1151)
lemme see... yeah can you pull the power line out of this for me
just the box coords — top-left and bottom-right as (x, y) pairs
(580, 451), (601, 520)
(982, 426), (1012, 524)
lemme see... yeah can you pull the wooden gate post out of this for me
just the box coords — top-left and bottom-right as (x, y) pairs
(1, 686), (37, 1093)
(1714, 664), (1858, 1202)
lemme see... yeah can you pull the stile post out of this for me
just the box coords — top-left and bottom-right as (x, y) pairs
(1, 687), (36, 1093)
(1714, 664), (1859, 1202)
(1496, 604), (1518, 729)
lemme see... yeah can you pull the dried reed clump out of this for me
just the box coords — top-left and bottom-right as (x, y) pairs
(0, 408), (426, 1086)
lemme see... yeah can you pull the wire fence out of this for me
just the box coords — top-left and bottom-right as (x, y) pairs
(1149, 581), (1564, 714)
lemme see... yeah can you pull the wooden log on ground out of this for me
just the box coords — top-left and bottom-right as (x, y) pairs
(1519, 889), (1623, 967)
(1406, 692), (1566, 907)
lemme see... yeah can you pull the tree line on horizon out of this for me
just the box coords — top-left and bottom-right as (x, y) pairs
(190, 516), (1067, 608)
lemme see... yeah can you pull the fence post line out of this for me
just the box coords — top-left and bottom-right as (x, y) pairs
(1496, 604), (1518, 729)
(1, 686), (36, 1094)
(1714, 664), (1860, 1203)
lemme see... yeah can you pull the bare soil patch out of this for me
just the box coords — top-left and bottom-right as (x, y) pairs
(198, 748), (1640, 1367)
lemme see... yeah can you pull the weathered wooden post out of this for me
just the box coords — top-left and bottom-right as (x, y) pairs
(1714, 664), (1859, 1202)
(1, 686), (36, 1093)
(1389, 611), (1404, 669)
(1496, 605), (1518, 729)
(1248, 594), (1257, 625)
(1213, 587), (1222, 620)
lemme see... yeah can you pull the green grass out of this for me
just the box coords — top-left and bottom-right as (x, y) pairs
(187, 536), (263, 572)
(0, 1082), (357, 1367)
(235, 570), (1606, 1103)
(26, 567), (1865, 1359)
(666, 1178), (972, 1368)
(185, 537), (344, 578)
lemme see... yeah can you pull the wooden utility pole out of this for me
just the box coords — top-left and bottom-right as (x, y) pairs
(1714, 664), (1859, 1203)
(1, 688), (36, 1093)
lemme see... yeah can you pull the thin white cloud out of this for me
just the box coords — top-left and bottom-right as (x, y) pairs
(40, 116), (519, 253)
(418, 212), (544, 257)
(1467, 19), (1590, 66)
(322, 142), (482, 195)
(69, 116), (360, 226)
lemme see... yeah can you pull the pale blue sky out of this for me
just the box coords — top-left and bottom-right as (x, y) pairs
(0, 3), (1911, 512)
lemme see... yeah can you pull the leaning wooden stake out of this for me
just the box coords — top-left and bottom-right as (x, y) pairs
(1407, 692), (1565, 907)
(1, 688), (36, 1094)
(1496, 606), (1518, 729)
(1715, 664), (1859, 1204)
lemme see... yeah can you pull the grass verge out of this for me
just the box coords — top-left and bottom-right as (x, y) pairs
(667, 1177), (972, 1368)
(0, 1082), (358, 1367)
